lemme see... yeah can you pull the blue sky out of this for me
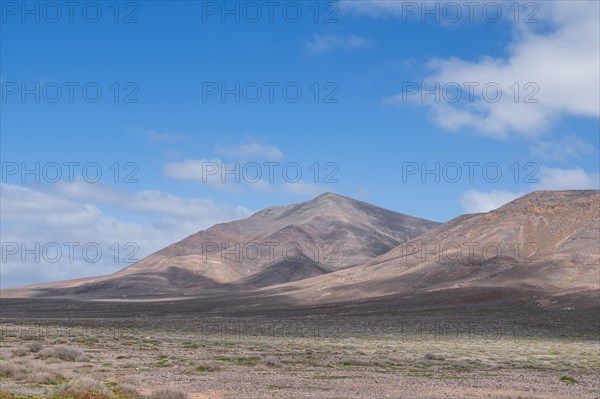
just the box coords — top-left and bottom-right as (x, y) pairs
(1, 0), (599, 288)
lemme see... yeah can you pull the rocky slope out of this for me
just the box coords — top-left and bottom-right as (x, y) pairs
(2, 192), (440, 297)
(267, 190), (599, 309)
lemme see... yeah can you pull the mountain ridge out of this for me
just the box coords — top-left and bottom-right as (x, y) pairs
(1, 192), (440, 297)
(262, 190), (599, 309)
(3, 190), (597, 311)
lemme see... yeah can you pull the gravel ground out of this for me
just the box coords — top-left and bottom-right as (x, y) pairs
(1, 318), (598, 398)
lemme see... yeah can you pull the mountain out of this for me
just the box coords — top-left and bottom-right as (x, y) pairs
(2, 192), (440, 297)
(266, 190), (600, 310)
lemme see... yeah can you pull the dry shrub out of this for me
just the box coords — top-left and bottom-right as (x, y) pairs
(27, 342), (44, 353)
(52, 377), (111, 398)
(39, 345), (89, 362)
(0, 360), (64, 384)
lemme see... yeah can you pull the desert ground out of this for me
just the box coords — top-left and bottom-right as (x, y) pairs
(1, 297), (599, 399)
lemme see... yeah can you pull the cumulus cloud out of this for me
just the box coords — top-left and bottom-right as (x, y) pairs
(305, 34), (372, 54)
(163, 158), (243, 190)
(380, 1), (600, 139)
(51, 180), (251, 221)
(460, 190), (524, 213)
(0, 182), (251, 288)
(164, 152), (331, 197)
(536, 167), (600, 190)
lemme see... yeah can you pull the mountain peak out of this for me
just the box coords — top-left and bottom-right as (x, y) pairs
(315, 191), (341, 199)
(309, 191), (348, 205)
(248, 192), (345, 219)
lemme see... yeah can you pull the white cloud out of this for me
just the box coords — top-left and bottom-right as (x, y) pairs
(460, 190), (524, 213)
(163, 158), (243, 191)
(383, 1), (600, 139)
(165, 143), (284, 189)
(531, 135), (595, 161)
(51, 180), (251, 221)
(536, 167), (600, 190)
(164, 158), (328, 196)
(0, 182), (251, 288)
(164, 159), (213, 182)
(215, 142), (284, 161)
(305, 34), (372, 54)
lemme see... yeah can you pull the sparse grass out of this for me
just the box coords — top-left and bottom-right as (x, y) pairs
(217, 356), (257, 366)
(147, 388), (186, 399)
(340, 359), (371, 367)
(0, 361), (23, 378)
(312, 375), (352, 380)
(115, 382), (139, 396)
(106, 382), (141, 398)
(49, 377), (111, 398)
(193, 361), (221, 372)
(1, 319), (598, 398)
(74, 337), (100, 346)
(423, 353), (445, 361)
(155, 354), (170, 367)
(0, 360), (65, 385)
(39, 346), (88, 362)
(11, 348), (28, 357)
(0, 381), (139, 399)
(559, 375), (578, 383)
(180, 342), (201, 349)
